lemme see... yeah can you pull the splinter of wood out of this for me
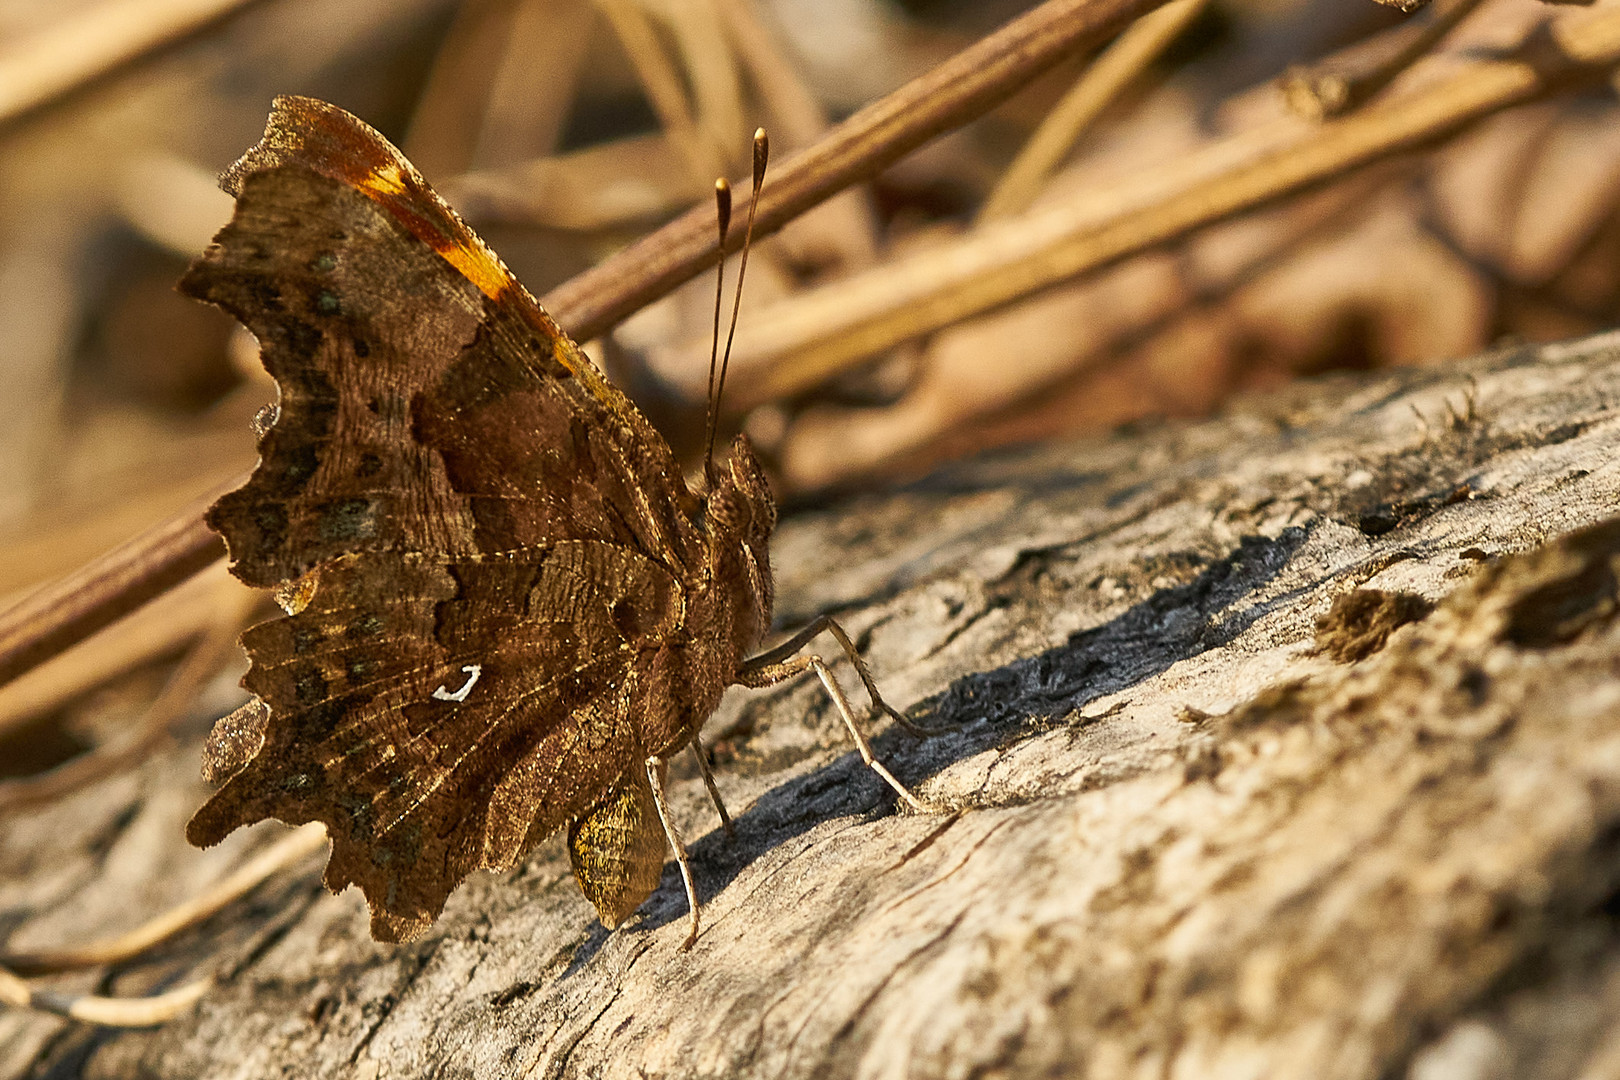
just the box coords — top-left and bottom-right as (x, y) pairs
(646, 754), (701, 950)
(689, 735), (734, 838)
(737, 615), (937, 813)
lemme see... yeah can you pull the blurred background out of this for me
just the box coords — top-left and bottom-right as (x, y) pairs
(1, 0), (1618, 780)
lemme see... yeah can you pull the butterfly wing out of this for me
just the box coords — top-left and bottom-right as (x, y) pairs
(187, 541), (681, 941)
(190, 97), (701, 586)
(183, 98), (704, 940)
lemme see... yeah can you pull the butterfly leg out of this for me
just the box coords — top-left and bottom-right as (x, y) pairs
(740, 615), (947, 736)
(645, 754), (701, 950)
(737, 618), (935, 814)
(689, 735), (735, 838)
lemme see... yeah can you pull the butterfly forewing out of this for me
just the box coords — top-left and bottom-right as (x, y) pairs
(187, 165), (486, 586)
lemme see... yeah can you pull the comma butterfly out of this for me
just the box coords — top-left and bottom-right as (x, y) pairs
(182, 97), (931, 947)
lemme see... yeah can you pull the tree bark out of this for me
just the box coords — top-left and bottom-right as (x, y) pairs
(10, 330), (1620, 1078)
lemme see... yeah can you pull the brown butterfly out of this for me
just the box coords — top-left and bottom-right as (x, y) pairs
(182, 96), (931, 947)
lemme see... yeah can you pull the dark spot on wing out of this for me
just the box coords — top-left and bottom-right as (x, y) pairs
(318, 497), (376, 542)
(300, 698), (346, 734)
(366, 393), (405, 423)
(243, 501), (289, 554)
(293, 665), (330, 706)
(280, 319), (322, 362)
(566, 415), (596, 484)
(610, 598), (641, 642)
(337, 792), (373, 838)
(277, 443), (320, 489)
(249, 278), (284, 312)
(346, 613), (385, 639)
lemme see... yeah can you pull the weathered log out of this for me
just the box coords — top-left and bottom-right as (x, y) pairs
(8, 330), (1620, 1078)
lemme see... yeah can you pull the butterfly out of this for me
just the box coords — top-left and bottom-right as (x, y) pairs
(182, 96), (931, 947)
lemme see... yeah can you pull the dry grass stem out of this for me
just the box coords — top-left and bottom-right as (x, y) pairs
(0, 560), (238, 740)
(0, 0), (259, 126)
(402, 0), (526, 177)
(467, 0), (596, 168)
(113, 153), (236, 259)
(1280, 0), (1488, 121)
(594, 0), (726, 186)
(0, 458), (249, 600)
(979, 0), (1210, 222)
(720, 5), (1620, 409)
(664, 0), (745, 167)
(593, 0), (795, 291)
(0, 476), (237, 690)
(715, 0), (829, 149)
(446, 134), (706, 230)
(716, 0), (881, 269)
(1, 823), (327, 977)
(544, 0), (1175, 341)
(0, 963), (212, 1027)
(0, 820), (325, 1029)
(0, 581), (255, 812)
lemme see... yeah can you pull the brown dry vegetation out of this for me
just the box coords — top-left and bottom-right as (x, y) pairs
(3, 0), (1620, 1075)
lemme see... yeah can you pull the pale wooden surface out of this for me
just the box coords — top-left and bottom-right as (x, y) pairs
(8, 330), (1620, 1078)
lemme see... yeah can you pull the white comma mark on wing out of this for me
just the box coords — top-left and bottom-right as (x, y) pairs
(432, 664), (482, 703)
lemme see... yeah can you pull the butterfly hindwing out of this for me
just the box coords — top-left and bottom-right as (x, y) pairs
(187, 541), (685, 940)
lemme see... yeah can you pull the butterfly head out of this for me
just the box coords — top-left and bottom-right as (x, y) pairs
(704, 432), (777, 623)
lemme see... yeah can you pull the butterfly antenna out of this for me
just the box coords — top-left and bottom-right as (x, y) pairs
(705, 129), (769, 473)
(702, 177), (733, 484)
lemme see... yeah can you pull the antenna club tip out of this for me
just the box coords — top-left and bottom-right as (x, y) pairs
(751, 130), (769, 184)
(715, 177), (730, 194)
